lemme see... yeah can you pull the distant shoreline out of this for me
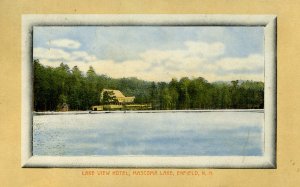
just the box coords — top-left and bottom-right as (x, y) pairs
(33, 109), (264, 115)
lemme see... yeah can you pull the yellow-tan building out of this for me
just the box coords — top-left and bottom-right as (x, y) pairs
(92, 89), (152, 111)
(100, 89), (135, 104)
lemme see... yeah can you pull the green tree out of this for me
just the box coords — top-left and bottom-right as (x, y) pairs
(33, 60), (264, 111)
(68, 66), (83, 110)
(86, 66), (99, 107)
(102, 91), (117, 104)
(149, 82), (160, 109)
(178, 77), (190, 109)
(168, 78), (179, 109)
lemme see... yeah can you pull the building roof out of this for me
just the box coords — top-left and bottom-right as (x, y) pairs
(101, 89), (126, 98)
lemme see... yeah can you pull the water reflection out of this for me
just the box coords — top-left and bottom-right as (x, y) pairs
(33, 112), (263, 156)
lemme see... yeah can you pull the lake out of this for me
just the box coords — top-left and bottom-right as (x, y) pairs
(33, 111), (264, 156)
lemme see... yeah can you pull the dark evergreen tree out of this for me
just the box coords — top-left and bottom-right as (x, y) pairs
(33, 60), (265, 111)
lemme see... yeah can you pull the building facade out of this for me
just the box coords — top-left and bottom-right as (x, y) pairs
(100, 89), (135, 104)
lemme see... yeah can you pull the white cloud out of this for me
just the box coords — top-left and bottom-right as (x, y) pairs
(185, 41), (225, 58)
(70, 51), (97, 62)
(34, 40), (264, 82)
(47, 39), (81, 49)
(34, 48), (96, 62)
(140, 41), (224, 64)
(34, 47), (71, 60)
(216, 54), (264, 73)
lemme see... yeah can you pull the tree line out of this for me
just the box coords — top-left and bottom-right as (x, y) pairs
(33, 59), (264, 111)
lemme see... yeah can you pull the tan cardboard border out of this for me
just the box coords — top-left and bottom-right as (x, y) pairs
(1, 0), (300, 186)
(21, 14), (276, 169)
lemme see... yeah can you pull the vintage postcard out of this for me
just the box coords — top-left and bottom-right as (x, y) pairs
(21, 15), (276, 168)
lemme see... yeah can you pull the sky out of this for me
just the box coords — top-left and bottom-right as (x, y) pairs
(33, 26), (264, 82)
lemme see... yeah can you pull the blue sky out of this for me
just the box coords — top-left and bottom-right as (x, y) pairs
(33, 26), (264, 82)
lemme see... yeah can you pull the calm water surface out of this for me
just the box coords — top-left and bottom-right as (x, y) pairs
(33, 112), (264, 156)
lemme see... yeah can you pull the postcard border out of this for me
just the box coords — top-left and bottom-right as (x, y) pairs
(21, 14), (277, 168)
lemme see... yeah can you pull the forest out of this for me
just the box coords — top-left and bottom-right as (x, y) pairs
(33, 59), (264, 111)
